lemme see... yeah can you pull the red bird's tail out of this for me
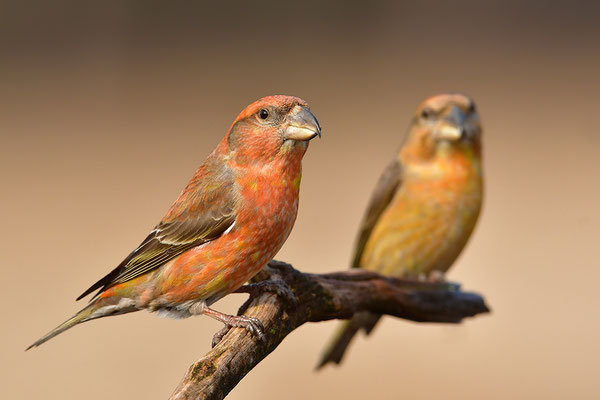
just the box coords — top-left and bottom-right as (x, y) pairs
(26, 297), (138, 350)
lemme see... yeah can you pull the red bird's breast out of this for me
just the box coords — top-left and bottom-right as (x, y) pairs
(124, 150), (306, 312)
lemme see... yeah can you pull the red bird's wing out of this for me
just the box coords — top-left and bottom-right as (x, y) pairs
(77, 156), (237, 301)
(350, 158), (403, 268)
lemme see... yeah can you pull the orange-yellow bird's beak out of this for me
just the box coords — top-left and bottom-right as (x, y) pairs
(437, 123), (463, 141)
(285, 106), (321, 141)
(436, 106), (467, 141)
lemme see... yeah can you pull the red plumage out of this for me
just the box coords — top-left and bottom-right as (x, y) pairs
(28, 95), (321, 349)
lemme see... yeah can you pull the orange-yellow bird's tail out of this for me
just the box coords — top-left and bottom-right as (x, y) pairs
(316, 312), (381, 369)
(26, 297), (137, 350)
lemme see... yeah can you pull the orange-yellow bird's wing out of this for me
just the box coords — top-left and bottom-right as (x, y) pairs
(77, 155), (237, 301)
(351, 159), (403, 268)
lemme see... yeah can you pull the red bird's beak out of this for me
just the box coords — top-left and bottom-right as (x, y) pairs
(284, 106), (321, 141)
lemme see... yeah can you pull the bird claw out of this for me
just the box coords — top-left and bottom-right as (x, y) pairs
(211, 314), (265, 348)
(212, 326), (230, 347)
(417, 270), (447, 283)
(235, 280), (297, 305)
(427, 270), (447, 283)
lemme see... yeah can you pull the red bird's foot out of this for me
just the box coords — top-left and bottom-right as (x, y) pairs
(203, 307), (265, 348)
(235, 280), (297, 305)
(212, 326), (231, 348)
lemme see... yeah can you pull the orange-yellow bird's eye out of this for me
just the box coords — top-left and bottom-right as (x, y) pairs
(468, 103), (476, 113)
(259, 109), (269, 120)
(421, 107), (434, 119)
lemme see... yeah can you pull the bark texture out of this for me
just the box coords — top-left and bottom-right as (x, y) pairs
(170, 261), (490, 400)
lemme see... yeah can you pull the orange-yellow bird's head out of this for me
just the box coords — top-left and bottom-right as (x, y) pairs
(225, 95), (321, 165)
(401, 93), (481, 162)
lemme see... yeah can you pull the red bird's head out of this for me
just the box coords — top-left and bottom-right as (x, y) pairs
(224, 95), (321, 165)
(402, 93), (482, 162)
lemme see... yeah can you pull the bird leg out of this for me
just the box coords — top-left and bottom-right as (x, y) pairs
(206, 308), (265, 347)
(210, 279), (294, 348)
(189, 302), (265, 347)
(208, 264), (296, 348)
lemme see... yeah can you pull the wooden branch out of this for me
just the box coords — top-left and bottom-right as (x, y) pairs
(170, 261), (490, 400)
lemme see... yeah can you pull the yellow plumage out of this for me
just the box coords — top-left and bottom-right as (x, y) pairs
(318, 93), (484, 368)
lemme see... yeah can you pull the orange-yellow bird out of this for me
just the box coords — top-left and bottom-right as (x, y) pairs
(318, 93), (483, 368)
(28, 95), (321, 350)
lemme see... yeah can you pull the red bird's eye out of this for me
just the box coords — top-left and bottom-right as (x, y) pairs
(259, 109), (269, 120)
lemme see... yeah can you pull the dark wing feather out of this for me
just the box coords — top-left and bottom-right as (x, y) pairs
(350, 158), (403, 268)
(77, 155), (237, 301)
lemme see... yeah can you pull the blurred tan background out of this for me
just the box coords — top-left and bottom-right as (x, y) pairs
(3, 1), (600, 399)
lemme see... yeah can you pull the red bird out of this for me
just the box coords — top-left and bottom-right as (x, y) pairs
(28, 95), (321, 349)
